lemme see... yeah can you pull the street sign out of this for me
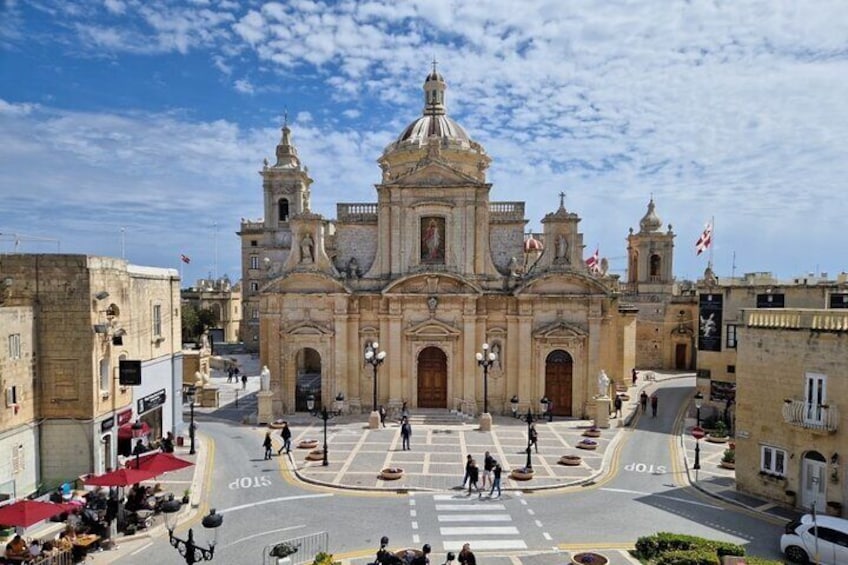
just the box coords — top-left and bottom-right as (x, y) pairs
(691, 426), (706, 440)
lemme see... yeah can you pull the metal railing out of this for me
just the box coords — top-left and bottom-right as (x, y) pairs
(263, 531), (329, 565)
(782, 399), (839, 432)
(29, 547), (74, 565)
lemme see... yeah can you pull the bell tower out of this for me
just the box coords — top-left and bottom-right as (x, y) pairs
(627, 197), (675, 285)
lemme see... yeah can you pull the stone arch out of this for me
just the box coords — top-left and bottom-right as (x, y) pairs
(294, 347), (322, 412)
(417, 346), (447, 409)
(278, 198), (290, 224)
(650, 253), (662, 278)
(544, 349), (573, 417)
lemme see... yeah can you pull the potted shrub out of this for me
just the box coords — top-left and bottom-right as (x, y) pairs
(577, 439), (598, 450)
(305, 449), (325, 461)
(785, 489), (797, 505)
(707, 420), (729, 443)
(582, 427), (602, 438)
(182, 489), (191, 504)
(826, 501), (843, 516)
(380, 467), (404, 480)
(510, 466), (535, 480)
(559, 455), (583, 466)
(297, 439), (319, 449)
(720, 448), (735, 469)
(571, 551), (609, 565)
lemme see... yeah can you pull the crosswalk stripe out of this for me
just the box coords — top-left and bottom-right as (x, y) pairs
(435, 504), (506, 511)
(443, 540), (527, 551)
(438, 514), (510, 522)
(439, 526), (519, 535)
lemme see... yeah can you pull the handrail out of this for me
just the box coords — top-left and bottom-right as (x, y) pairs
(782, 399), (839, 432)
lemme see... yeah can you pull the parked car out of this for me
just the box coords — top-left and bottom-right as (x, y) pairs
(781, 513), (848, 564)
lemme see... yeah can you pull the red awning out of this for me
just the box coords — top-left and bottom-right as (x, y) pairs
(117, 421), (150, 439)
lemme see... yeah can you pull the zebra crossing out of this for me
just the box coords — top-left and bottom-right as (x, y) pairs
(429, 494), (528, 552)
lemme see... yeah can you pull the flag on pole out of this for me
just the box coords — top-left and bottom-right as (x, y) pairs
(180, 254), (191, 264)
(585, 247), (600, 273)
(695, 223), (712, 256)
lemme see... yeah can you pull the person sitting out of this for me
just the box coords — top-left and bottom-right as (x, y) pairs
(5, 534), (28, 560)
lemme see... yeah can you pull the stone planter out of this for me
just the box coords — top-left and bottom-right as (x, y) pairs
(297, 439), (319, 449)
(268, 420), (286, 429)
(305, 449), (324, 461)
(706, 434), (728, 444)
(719, 460), (735, 469)
(380, 467), (404, 480)
(582, 429), (602, 438)
(571, 552), (609, 565)
(510, 468), (535, 481)
(559, 455), (583, 466)
(577, 439), (598, 450)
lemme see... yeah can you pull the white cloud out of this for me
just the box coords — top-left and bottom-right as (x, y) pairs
(234, 78), (254, 94)
(103, 0), (125, 15)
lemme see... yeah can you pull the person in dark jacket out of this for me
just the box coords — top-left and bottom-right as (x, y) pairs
(401, 418), (412, 450)
(529, 424), (539, 453)
(467, 459), (481, 497)
(613, 394), (623, 418)
(651, 393), (658, 417)
(640, 390), (649, 412)
(262, 431), (273, 460)
(458, 543), (477, 565)
(277, 422), (292, 455)
(489, 462), (502, 498)
(461, 454), (473, 487)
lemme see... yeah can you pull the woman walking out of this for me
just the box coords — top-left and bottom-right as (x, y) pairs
(467, 459), (481, 497)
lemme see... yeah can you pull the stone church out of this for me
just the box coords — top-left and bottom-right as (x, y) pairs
(238, 68), (672, 419)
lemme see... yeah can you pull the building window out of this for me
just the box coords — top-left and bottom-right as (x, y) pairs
(756, 293), (785, 308)
(250, 255), (260, 270)
(152, 304), (162, 337)
(829, 293), (848, 309)
(11, 444), (24, 474)
(727, 365), (735, 374)
(99, 358), (110, 392)
(252, 308), (259, 320)
(5, 386), (18, 407)
(8, 334), (21, 359)
(760, 445), (786, 476)
(804, 372), (827, 424)
(250, 240), (258, 247)
(278, 199), (290, 223)
(726, 324), (737, 348)
(249, 281), (259, 292)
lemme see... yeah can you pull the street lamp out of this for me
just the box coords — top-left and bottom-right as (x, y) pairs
(162, 497), (223, 564)
(692, 392), (705, 477)
(306, 393), (338, 467)
(694, 390), (703, 427)
(186, 386), (197, 455)
(475, 343), (496, 416)
(511, 398), (535, 471)
(364, 342), (386, 413)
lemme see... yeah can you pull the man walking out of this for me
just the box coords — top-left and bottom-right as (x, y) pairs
(226, 366), (234, 383)
(489, 462), (502, 498)
(458, 543), (477, 565)
(631, 367), (638, 386)
(613, 394), (623, 418)
(379, 405), (387, 428)
(241, 373), (248, 390)
(262, 431), (273, 460)
(651, 393), (658, 417)
(529, 424), (539, 453)
(640, 390), (648, 412)
(277, 422), (292, 455)
(481, 451), (495, 491)
(461, 454), (473, 488)
(401, 417), (412, 450)
(467, 459), (481, 497)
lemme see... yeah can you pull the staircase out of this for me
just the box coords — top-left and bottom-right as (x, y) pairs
(404, 408), (474, 427)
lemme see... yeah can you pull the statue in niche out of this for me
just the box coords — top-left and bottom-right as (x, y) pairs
(300, 233), (314, 263)
(260, 366), (271, 391)
(491, 342), (502, 370)
(556, 234), (569, 262)
(597, 370), (610, 397)
(346, 257), (361, 278)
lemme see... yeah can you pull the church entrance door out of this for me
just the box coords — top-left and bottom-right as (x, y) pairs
(675, 343), (688, 369)
(417, 347), (447, 408)
(544, 350), (573, 417)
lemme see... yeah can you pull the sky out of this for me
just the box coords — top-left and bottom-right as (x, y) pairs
(1, 0), (847, 286)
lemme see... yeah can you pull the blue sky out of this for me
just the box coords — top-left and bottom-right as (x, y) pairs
(2, 0), (846, 286)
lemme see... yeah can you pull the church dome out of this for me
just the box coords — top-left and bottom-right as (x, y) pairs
(524, 235), (544, 253)
(392, 66), (472, 147)
(639, 198), (663, 233)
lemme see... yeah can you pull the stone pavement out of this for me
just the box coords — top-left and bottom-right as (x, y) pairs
(87, 364), (799, 563)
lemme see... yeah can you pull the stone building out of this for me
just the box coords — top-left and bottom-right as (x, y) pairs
(0, 255), (182, 489)
(734, 307), (848, 515)
(181, 276), (242, 343)
(240, 69), (639, 419)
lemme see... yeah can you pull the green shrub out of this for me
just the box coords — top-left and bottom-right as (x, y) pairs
(635, 533), (745, 561)
(657, 548), (720, 565)
(311, 552), (340, 565)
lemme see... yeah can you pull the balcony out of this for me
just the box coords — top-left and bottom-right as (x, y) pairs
(782, 399), (839, 433)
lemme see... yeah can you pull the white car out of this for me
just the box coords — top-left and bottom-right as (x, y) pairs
(781, 513), (848, 564)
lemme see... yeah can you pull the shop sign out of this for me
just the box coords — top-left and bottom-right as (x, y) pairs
(117, 409), (133, 426)
(100, 415), (115, 432)
(138, 388), (167, 414)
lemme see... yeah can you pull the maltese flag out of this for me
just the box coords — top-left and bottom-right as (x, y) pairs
(180, 254), (191, 264)
(695, 223), (713, 256)
(585, 247), (600, 273)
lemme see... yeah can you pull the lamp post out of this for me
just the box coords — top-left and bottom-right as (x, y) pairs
(694, 390), (703, 427)
(307, 393), (338, 467)
(364, 341), (386, 429)
(475, 343), (496, 415)
(186, 386), (197, 455)
(162, 497), (223, 564)
(510, 397), (535, 471)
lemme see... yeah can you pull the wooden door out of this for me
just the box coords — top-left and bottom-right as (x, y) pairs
(544, 350), (573, 417)
(675, 343), (687, 369)
(417, 347), (447, 408)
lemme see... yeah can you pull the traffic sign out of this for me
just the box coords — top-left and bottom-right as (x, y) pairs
(691, 426), (706, 440)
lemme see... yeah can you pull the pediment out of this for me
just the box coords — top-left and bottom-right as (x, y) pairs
(263, 271), (349, 294)
(281, 321), (333, 336)
(405, 318), (461, 338)
(533, 320), (588, 339)
(384, 273), (482, 295)
(387, 160), (482, 187)
(515, 272), (608, 296)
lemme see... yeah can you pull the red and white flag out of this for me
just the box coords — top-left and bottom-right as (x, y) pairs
(180, 254), (191, 264)
(695, 223), (712, 256)
(585, 247), (600, 273)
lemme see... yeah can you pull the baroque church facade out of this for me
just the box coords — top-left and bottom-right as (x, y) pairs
(238, 69), (688, 418)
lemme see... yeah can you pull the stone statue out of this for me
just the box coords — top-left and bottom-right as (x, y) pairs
(597, 370), (610, 397)
(300, 233), (314, 263)
(260, 365), (271, 391)
(556, 234), (569, 261)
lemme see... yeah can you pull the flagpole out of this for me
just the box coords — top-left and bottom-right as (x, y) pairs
(708, 216), (714, 270)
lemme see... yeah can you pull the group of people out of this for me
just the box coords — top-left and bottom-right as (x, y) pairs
(263, 421), (292, 460)
(462, 451), (504, 498)
(373, 537), (477, 565)
(226, 365), (247, 389)
(639, 390), (659, 417)
(4, 523), (96, 564)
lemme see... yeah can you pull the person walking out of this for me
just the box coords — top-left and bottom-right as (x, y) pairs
(401, 401), (410, 422)
(489, 461), (502, 498)
(529, 424), (539, 453)
(613, 394), (623, 418)
(379, 405), (387, 428)
(410, 543), (431, 565)
(277, 422), (292, 455)
(401, 417), (412, 450)
(458, 543), (477, 565)
(461, 454), (473, 488)
(467, 459), (481, 497)
(241, 373), (248, 390)
(651, 393), (658, 417)
(481, 451), (495, 491)
(631, 367), (638, 386)
(640, 390), (648, 412)
(226, 366), (234, 384)
(262, 431), (273, 460)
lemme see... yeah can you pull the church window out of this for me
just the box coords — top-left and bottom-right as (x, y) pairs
(250, 240), (258, 247)
(250, 255), (259, 270)
(650, 254), (662, 278)
(250, 281), (259, 292)
(278, 199), (290, 224)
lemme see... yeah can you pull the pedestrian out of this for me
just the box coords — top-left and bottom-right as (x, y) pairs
(410, 543), (431, 565)
(467, 459), (481, 497)
(161, 431), (175, 453)
(640, 390), (648, 412)
(461, 454), (472, 487)
(262, 431), (273, 460)
(241, 373), (248, 390)
(226, 366), (233, 383)
(651, 393), (658, 417)
(489, 461), (502, 498)
(631, 367), (637, 386)
(277, 422), (292, 455)
(379, 405), (387, 428)
(375, 535), (392, 565)
(613, 394), (623, 418)
(481, 451), (495, 491)
(401, 401), (410, 421)
(529, 424), (539, 453)
(458, 542), (477, 565)
(546, 398), (554, 422)
(401, 417), (412, 450)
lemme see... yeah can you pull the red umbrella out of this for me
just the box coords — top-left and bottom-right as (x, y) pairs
(126, 452), (193, 475)
(84, 468), (158, 487)
(0, 500), (68, 528)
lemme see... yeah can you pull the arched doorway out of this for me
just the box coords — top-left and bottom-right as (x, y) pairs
(417, 347), (447, 408)
(801, 451), (827, 511)
(545, 350), (573, 417)
(295, 347), (322, 412)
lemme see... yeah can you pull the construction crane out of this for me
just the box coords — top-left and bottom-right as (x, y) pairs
(0, 232), (61, 252)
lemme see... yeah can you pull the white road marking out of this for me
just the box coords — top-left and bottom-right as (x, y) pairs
(535, 520), (543, 528)
(439, 526), (519, 535)
(218, 493), (331, 515)
(436, 504), (506, 511)
(411, 521), (418, 530)
(438, 514), (511, 522)
(599, 487), (722, 510)
(413, 534), (420, 544)
(410, 510), (417, 517)
(443, 540), (527, 550)
(129, 542), (153, 556)
(219, 525), (305, 549)
(600, 487), (650, 495)
(543, 532), (552, 540)
(527, 509), (535, 516)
